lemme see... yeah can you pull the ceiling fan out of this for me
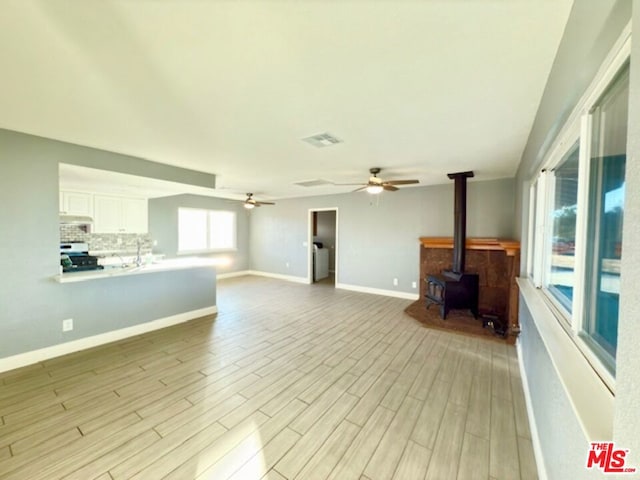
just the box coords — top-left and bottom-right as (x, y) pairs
(336, 167), (419, 194)
(243, 193), (275, 209)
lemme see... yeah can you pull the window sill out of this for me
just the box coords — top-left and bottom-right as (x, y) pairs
(517, 277), (614, 440)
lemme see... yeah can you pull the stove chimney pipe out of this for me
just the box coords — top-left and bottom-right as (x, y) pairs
(447, 171), (474, 274)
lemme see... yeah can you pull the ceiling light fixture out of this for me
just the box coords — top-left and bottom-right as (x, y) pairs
(244, 202), (255, 209)
(366, 184), (384, 194)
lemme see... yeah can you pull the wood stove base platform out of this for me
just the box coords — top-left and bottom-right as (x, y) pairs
(404, 299), (516, 345)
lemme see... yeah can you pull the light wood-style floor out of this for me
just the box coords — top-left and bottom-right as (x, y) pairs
(0, 275), (537, 480)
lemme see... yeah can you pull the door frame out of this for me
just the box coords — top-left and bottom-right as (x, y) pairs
(307, 207), (339, 284)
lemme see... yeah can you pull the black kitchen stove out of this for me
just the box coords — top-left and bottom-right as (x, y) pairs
(60, 242), (103, 273)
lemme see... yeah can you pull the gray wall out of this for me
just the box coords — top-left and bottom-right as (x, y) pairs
(518, 301), (602, 479)
(614, 0), (640, 465)
(63, 145), (216, 189)
(0, 129), (216, 359)
(514, 1), (640, 477)
(314, 210), (337, 271)
(148, 194), (250, 274)
(250, 178), (515, 294)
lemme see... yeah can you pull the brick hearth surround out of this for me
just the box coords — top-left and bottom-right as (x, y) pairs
(419, 237), (521, 330)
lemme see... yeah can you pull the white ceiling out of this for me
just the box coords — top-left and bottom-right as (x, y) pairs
(0, 0), (573, 200)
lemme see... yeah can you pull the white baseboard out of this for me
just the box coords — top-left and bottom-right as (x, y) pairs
(247, 270), (310, 284)
(0, 305), (218, 374)
(222, 272), (417, 300)
(217, 270), (251, 280)
(335, 282), (419, 300)
(516, 339), (548, 480)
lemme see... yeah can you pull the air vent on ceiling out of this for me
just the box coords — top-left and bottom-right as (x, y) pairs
(294, 179), (333, 187)
(301, 132), (342, 148)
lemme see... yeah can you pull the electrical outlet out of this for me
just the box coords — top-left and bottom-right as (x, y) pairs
(116, 237), (123, 245)
(412, 281), (417, 289)
(62, 318), (73, 332)
(393, 278), (398, 286)
(153, 240), (158, 246)
(286, 262), (290, 268)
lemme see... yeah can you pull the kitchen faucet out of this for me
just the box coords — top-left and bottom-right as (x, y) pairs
(135, 238), (143, 267)
(112, 253), (126, 267)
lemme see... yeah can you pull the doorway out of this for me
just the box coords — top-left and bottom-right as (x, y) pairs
(308, 208), (338, 285)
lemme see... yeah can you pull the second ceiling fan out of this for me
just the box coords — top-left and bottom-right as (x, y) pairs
(336, 167), (419, 194)
(243, 193), (275, 209)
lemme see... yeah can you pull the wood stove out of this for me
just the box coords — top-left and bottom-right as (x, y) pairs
(425, 171), (480, 319)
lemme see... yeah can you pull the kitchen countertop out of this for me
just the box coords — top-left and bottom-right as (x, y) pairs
(53, 257), (221, 283)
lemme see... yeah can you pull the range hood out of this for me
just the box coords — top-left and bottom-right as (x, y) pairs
(59, 214), (94, 226)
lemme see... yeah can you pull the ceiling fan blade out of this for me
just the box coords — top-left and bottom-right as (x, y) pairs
(333, 183), (367, 186)
(383, 184), (399, 191)
(255, 201), (275, 205)
(352, 186), (367, 193)
(385, 179), (419, 185)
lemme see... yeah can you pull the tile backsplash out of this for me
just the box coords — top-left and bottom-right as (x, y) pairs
(60, 225), (153, 254)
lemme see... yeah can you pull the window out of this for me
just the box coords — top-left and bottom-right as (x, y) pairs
(178, 208), (236, 253)
(528, 42), (629, 383)
(526, 182), (537, 278)
(581, 64), (629, 372)
(546, 142), (579, 315)
(529, 175), (548, 287)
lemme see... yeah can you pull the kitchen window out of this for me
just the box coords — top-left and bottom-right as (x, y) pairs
(528, 36), (629, 385)
(178, 208), (236, 253)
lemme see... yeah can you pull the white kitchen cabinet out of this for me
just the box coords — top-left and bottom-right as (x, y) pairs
(94, 195), (148, 233)
(59, 191), (93, 216)
(121, 198), (148, 233)
(93, 195), (122, 233)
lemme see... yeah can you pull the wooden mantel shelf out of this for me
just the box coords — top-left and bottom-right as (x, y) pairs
(419, 237), (521, 256)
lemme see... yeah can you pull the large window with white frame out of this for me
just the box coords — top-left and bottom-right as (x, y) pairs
(546, 141), (580, 316)
(581, 63), (628, 372)
(178, 207), (237, 253)
(529, 37), (629, 384)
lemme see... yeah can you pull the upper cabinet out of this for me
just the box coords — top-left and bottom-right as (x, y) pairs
(59, 190), (148, 234)
(121, 198), (148, 233)
(93, 195), (148, 234)
(93, 195), (121, 233)
(59, 191), (93, 216)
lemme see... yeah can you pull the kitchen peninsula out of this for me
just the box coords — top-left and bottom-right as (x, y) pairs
(53, 257), (221, 283)
(0, 256), (219, 373)
(0, 129), (231, 374)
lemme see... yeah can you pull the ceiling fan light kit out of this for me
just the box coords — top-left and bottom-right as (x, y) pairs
(243, 193), (275, 209)
(335, 167), (419, 195)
